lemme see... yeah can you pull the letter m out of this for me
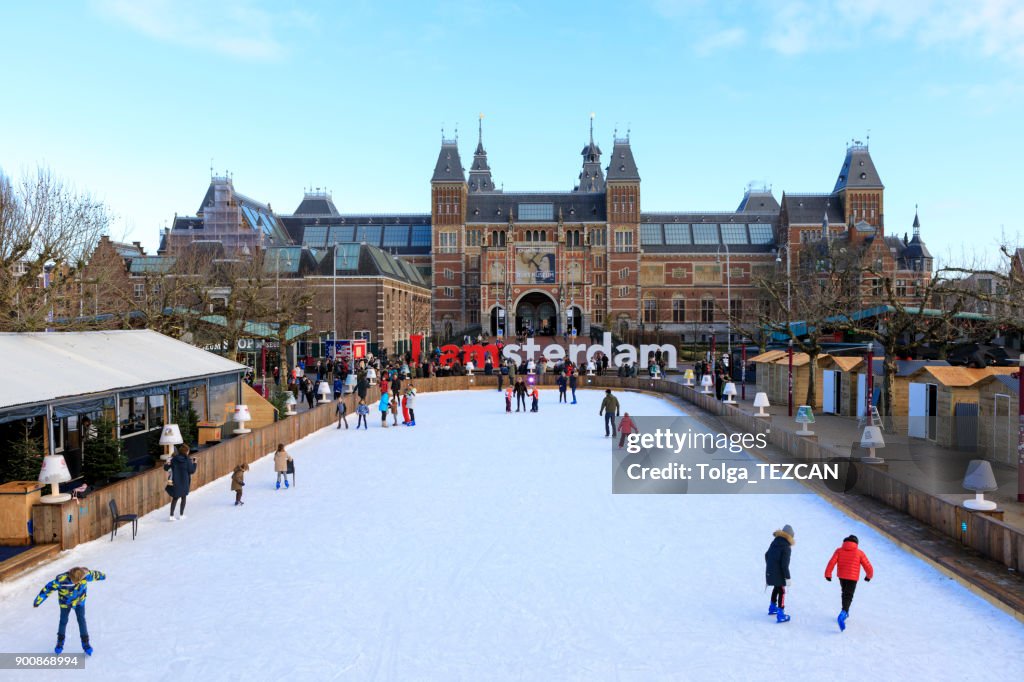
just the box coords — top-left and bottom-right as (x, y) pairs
(463, 344), (501, 367)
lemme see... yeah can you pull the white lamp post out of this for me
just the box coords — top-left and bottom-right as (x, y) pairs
(860, 424), (886, 464)
(284, 392), (298, 416)
(317, 381), (332, 404)
(233, 404), (252, 434)
(717, 241), (732, 369)
(795, 405), (815, 436)
(39, 455), (72, 504)
(158, 424), (184, 461)
(753, 392), (771, 416)
(962, 460), (998, 510)
(722, 382), (737, 404)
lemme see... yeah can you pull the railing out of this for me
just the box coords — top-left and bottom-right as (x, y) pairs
(30, 373), (1024, 579)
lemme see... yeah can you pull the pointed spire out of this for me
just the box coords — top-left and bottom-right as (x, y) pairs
(913, 204), (920, 235)
(576, 114), (605, 193)
(468, 113), (495, 192)
(823, 202), (831, 243)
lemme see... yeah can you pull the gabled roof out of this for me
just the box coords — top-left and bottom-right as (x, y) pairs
(293, 193), (340, 216)
(0, 330), (246, 412)
(910, 365), (1016, 387)
(431, 140), (465, 183)
(833, 144), (883, 193)
(828, 356), (864, 372)
(750, 350), (787, 363)
(466, 192), (606, 223)
(737, 189), (780, 213)
(781, 194), (845, 225)
(975, 373), (1020, 395)
(605, 139), (640, 182)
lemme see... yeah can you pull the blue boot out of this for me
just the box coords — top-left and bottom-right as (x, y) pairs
(838, 610), (848, 631)
(82, 637), (93, 656)
(284, 479), (289, 489)
(54, 637), (64, 655)
(776, 607), (791, 623)
(768, 603), (779, 616)
(275, 480), (280, 490)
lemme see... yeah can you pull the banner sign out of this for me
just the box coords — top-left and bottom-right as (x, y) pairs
(336, 339), (351, 361)
(352, 340), (367, 361)
(411, 333), (677, 370)
(515, 246), (556, 284)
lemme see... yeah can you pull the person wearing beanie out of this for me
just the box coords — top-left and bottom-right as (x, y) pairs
(764, 524), (795, 623)
(825, 534), (874, 631)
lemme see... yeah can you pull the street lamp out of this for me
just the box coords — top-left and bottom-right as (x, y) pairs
(788, 338), (794, 418)
(717, 242), (731, 374)
(775, 244), (792, 323)
(1018, 353), (1024, 502)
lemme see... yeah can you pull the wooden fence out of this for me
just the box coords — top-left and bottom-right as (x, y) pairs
(30, 372), (1024, 573)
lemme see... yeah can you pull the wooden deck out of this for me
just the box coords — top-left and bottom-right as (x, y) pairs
(0, 544), (60, 582)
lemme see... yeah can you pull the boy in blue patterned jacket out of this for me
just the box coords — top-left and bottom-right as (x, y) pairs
(33, 566), (106, 655)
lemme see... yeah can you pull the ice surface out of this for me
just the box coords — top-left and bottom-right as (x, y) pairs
(1, 388), (1021, 681)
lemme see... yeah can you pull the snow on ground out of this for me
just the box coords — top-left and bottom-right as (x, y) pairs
(1, 388), (1022, 681)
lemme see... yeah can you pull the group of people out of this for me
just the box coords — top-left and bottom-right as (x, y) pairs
(694, 354), (738, 400)
(765, 524), (874, 629)
(505, 378), (540, 413)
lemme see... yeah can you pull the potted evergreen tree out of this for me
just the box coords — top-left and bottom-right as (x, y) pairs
(83, 417), (126, 486)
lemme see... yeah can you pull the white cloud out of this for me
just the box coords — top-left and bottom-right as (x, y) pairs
(93, 0), (302, 61)
(761, 0), (1024, 62)
(694, 27), (746, 56)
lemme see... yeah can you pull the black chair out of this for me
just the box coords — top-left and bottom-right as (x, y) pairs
(109, 499), (138, 541)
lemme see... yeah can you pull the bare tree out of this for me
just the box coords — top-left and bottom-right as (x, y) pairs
(0, 168), (113, 330)
(754, 241), (860, 407)
(830, 262), (972, 422)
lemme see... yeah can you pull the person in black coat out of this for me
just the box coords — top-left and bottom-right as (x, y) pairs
(556, 373), (568, 403)
(764, 524), (795, 622)
(164, 444), (197, 521)
(568, 373), (578, 404)
(513, 378), (528, 412)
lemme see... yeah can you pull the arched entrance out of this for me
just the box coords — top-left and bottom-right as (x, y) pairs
(515, 291), (558, 336)
(566, 306), (583, 336)
(489, 305), (506, 336)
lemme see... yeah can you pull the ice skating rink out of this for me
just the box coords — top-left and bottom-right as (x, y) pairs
(1, 388), (1022, 681)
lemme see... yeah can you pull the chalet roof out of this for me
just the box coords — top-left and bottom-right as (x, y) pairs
(750, 350), (787, 363)
(910, 365), (1017, 387)
(0, 330), (245, 414)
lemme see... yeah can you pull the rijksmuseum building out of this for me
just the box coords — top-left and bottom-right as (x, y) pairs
(162, 120), (932, 349)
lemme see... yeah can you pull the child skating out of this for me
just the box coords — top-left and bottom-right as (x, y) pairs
(404, 385), (417, 426)
(356, 399), (369, 429)
(33, 566), (106, 655)
(336, 397), (348, 429)
(825, 534), (873, 631)
(274, 443), (293, 489)
(505, 386), (512, 413)
(231, 463), (248, 505)
(764, 524), (794, 623)
(530, 387), (539, 412)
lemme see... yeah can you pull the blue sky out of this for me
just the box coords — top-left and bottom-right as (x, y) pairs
(2, 0), (1022, 262)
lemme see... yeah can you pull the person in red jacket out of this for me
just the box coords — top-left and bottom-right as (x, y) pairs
(825, 534), (873, 631)
(617, 412), (636, 448)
